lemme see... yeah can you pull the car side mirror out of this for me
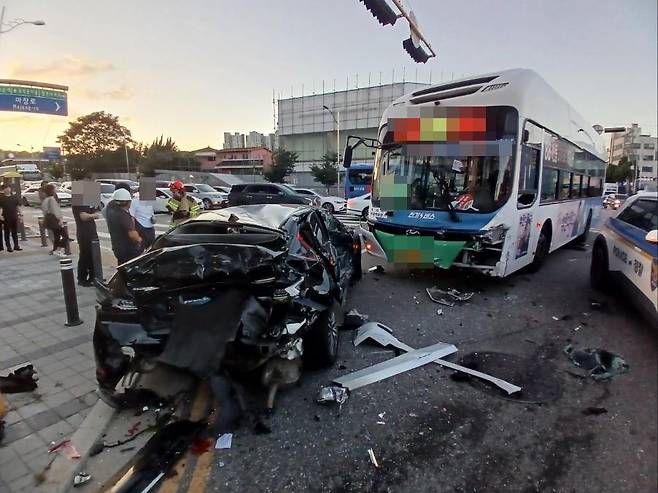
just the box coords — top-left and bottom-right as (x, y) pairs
(343, 145), (353, 168)
(645, 230), (658, 244)
(517, 191), (536, 206)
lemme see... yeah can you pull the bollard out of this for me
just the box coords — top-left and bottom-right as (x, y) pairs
(19, 216), (27, 241)
(91, 238), (104, 282)
(62, 222), (71, 255)
(60, 258), (83, 327)
(38, 217), (48, 247)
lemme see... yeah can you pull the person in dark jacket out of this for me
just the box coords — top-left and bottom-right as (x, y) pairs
(72, 185), (100, 286)
(106, 188), (142, 264)
(0, 184), (23, 252)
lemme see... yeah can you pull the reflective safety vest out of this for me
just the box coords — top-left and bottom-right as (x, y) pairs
(167, 195), (201, 227)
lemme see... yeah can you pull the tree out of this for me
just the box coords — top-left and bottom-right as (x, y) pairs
(265, 149), (298, 183)
(58, 111), (132, 156)
(139, 136), (198, 177)
(310, 152), (338, 193)
(49, 163), (64, 180)
(606, 156), (633, 183)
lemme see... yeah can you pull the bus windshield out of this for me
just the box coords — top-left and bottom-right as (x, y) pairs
(373, 141), (516, 213)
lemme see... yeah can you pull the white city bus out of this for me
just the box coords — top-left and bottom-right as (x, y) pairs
(344, 68), (607, 276)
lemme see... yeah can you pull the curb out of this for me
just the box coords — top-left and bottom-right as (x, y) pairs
(36, 397), (116, 493)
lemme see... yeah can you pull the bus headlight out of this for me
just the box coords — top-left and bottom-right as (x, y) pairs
(482, 225), (508, 245)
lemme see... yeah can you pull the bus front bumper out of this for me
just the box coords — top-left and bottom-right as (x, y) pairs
(362, 226), (506, 276)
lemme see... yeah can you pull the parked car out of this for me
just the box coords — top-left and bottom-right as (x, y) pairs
(156, 187), (204, 212)
(99, 183), (116, 210)
(95, 179), (139, 193)
(92, 204), (362, 409)
(183, 183), (227, 209)
(603, 194), (628, 210)
(294, 188), (346, 214)
(228, 183), (315, 207)
(591, 191), (658, 322)
(21, 184), (72, 207)
(346, 193), (371, 219)
(133, 188), (172, 214)
(213, 185), (231, 194)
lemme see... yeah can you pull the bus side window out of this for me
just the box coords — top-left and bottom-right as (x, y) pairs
(558, 171), (572, 200)
(540, 168), (559, 202)
(518, 144), (540, 206)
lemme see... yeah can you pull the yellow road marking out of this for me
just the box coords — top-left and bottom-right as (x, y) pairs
(158, 383), (210, 493)
(186, 401), (218, 493)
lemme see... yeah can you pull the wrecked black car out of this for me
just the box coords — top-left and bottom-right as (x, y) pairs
(93, 204), (362, 411)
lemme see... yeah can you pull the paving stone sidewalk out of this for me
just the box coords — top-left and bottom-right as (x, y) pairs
(0, 238), (108, 492)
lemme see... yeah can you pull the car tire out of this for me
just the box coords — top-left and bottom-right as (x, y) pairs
(202, 198), (211, 210)
(322, 202), (335, 214)
(351, 241), (362, 283)
(528, 223), (551, 273)
(303, 308), (338, 369)
(590, 238), (610, 291)
(362, 206), (369, 220)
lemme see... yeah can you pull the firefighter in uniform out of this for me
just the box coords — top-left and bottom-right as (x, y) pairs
(166, 180), (201, 227)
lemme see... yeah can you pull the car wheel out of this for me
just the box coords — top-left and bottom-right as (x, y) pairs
(202, 198), (211, 210)
(351, 239), (362, 283)
(322, 202), (335, 214)
(303, 308), (338, 369)
(528, 224), (551, 273)
(590, 239), (610, 291)
(362, 206), (369, 220)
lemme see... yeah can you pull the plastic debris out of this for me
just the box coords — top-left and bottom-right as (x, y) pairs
(563, 345), (629, 380)
(551, 316), (559, 321)
(436, 309), (444, 316)
(368, 448), (379, 468)
(215, 433), (233, 449)
(368, 265), (385, 273)
(343, 309), (369, 330)
(574, 326), (581, 332)
(73, 472), (91, 487)
(316, 386), (349, 406)
(426, 286), (474, 304)
(49, 440), (80, 459)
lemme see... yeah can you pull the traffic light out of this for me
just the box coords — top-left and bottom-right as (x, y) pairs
(402, 37), (430, 63)
(359, 0), (397, 26)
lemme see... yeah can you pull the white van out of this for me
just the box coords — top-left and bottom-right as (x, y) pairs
(603, 183), (618, 196)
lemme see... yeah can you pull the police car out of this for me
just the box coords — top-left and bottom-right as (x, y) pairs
(591, 191), (658, 322)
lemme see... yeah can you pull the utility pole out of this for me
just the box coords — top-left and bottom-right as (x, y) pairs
(124, 143), (130, 177)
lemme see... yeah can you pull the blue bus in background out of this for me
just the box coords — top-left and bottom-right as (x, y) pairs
(344, 162), (373, 198)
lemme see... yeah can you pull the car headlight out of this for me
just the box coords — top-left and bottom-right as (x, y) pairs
(482, 224), (508, 245)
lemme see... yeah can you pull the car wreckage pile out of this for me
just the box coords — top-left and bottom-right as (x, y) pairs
(83, 205), (535, 490)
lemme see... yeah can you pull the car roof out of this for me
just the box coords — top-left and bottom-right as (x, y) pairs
(189, 204), (310, 230)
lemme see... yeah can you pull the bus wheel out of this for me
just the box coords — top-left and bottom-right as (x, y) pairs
(528, 224), (551, 273)
(361, 207), (369, 220)
(575, 210), (592, 246)
(590, 239), (610, 291)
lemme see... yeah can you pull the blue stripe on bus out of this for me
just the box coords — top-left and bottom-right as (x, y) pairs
(607, 217), (658, 258)
(374, 210), (496, 233)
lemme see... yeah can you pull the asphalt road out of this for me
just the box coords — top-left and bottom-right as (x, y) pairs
(195, 219), (655, 492)
(22, 205), (656, 492)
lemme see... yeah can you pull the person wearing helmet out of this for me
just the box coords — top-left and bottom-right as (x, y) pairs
(167, 180), (200, 227)
(106, 188), (142, 264)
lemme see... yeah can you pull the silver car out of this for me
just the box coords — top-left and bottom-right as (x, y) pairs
(183, 183), (228, 209)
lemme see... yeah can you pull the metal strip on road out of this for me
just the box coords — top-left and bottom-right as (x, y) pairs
(334, 342), (458, 390)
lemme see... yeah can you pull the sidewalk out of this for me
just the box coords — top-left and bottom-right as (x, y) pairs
(0, 238), (107, 492)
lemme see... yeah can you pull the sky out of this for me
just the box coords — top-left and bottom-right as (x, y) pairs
(0, 0), (656, 152)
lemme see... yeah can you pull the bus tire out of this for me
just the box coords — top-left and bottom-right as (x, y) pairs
(528, 223), (552, 273)
(575, 210), (592, 246)
(362, 207), (369, 220)
(590, 238), (610, 291)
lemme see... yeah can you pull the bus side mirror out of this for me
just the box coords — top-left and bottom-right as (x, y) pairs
(343, 145), (353, 168)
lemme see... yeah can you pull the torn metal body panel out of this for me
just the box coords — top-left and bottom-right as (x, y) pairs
(354, 322), (522, 395)
(333, 342), (458, 390)
(93, 204), (361, 407)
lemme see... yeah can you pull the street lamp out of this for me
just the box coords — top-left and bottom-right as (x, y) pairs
(0, 6), (45, 35)
(322, 104), (341, 197)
